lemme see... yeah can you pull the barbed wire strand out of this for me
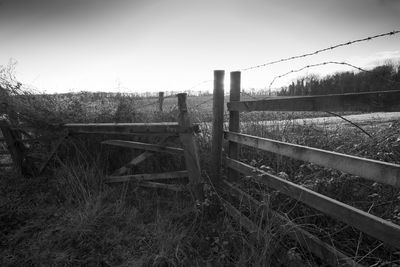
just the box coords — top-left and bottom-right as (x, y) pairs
(240, 30), (400, 72)
(191, 97), (214, 109)
(240, 91), (260, 100)
(187, 80), (212, 91)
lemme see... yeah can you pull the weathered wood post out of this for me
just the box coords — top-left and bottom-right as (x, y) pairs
(211, 70), (225, 188)
(228, 71), (241, 181)
(177, 93), (204, 201)
(158, 92), (164, 112)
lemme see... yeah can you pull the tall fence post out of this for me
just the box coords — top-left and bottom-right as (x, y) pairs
(211, 70), (225, 188)
(158, 92), (164, 112)
(177, 93), (204, 201)
(228, 71), (241, 181)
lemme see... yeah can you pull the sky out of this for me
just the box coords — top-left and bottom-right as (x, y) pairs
(0, 0), (399, 94)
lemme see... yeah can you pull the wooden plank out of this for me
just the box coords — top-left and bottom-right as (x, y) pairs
(65, 122), (200, 134)
(227, 90), (400, 112)
(138, 181), (186, 192)
(222, 180), (360, 267)
(211, 70), (225, 187)
(226, 157), (400, 248)
(178, 93), (204, 201)
(102, 140), (184, 155)
(106, 170), (189, 183)
(228, 71), (241, 181)
(225, 131), (400, 187)
(69, 131), (178, 137)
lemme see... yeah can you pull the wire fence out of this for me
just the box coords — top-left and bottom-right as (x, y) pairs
(131, 29), (400, 110)
(239, 30), (400, 72)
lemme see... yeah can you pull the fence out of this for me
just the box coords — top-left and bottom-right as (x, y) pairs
(211, 70), (400, 266)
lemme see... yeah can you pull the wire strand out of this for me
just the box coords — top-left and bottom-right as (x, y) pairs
(240, 30), (400, 72)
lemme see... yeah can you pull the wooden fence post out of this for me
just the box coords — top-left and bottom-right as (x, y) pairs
(177, 93), (204, 201)
(158, 92), (164, 112)
(211, 70), (225, 188)
(228, 71), (241, 181)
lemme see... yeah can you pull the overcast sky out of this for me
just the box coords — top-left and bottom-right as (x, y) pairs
(0, 0), (399, 93)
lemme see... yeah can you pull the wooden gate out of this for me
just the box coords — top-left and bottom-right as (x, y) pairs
(66, 93), (204, 200)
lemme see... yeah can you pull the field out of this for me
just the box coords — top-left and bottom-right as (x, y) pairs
(1, 91), (400, 266)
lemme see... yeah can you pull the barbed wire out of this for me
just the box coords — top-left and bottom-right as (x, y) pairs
(267, 61), (369, 93)
(240, 30), (400, 72)
(240, 91), (260, 100)
(187, 79), (212, 91)
(190, 97), (214, 109)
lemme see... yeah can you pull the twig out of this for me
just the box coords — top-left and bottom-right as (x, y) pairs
(324, 111), (374, 139)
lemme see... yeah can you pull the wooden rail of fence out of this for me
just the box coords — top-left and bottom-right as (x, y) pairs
(211, 70), (400, 265)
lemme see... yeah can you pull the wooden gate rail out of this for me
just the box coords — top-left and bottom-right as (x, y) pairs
(102, 140), (184, 155)
(225, 131), (400, 187)
(227, 89), (400, 112)
(106, 170), (189, 183)
(226, 157), (400, 248)
(65, 122), (200, 135)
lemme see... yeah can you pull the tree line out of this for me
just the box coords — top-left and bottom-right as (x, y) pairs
(277, 63), (400, 96)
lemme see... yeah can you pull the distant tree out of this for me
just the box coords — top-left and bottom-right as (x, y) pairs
(275, 62), (399, 96)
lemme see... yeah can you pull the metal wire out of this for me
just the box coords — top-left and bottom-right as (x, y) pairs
(190, 97), (214, 109)
(267, 61), (368, 93)
(240, 30), (400, 72)
(240, 91), (260, 100)
(187, 80), (213, 91)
